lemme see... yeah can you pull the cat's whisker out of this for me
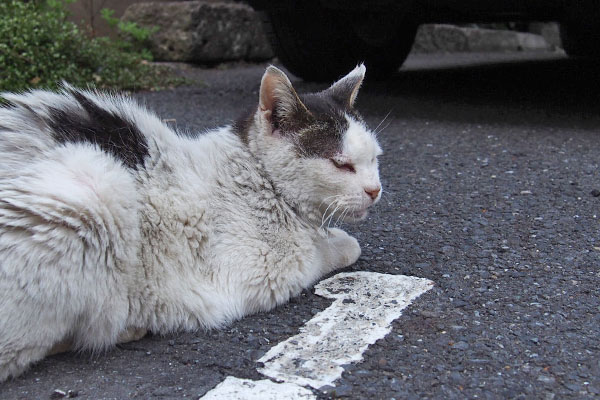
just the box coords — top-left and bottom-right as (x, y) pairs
(375, 120), (392, 136)
(320, 197), (341, 229)
(373, 109), (393, 134)
(326, 204), (343, 230)
(321, 205), (338, 230)
(336, 203), (354, 227)
(326, 204), (341, 229)
(323, 195), (345, 215)
(335, 207), (350, 227)
(332, 208), (343, 227)
(319, 195), (342, 209)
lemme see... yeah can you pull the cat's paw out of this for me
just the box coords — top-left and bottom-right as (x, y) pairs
(326, 227), (361, 268)
(117, 327), (148, 344)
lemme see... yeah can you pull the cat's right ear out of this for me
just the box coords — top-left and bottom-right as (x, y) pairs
(324, 64), (366, 108)
(259, 66), (309, 130)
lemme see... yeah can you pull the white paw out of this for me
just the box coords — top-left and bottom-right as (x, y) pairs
(326, 228), (361, 267)
(117, 327), (148, 344)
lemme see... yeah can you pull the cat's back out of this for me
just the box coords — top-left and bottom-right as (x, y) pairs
(0, 86), (171, 172)
(0, 87), (159, 268)
(0, 86), (148, 276)
(0, 87), (162, 373)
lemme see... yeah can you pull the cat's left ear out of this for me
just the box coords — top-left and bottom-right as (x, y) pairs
(324, 64), (366, 108)
(259, 66), (309, 127)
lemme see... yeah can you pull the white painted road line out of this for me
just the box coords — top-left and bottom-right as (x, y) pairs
(200, 377), (316, 400)
(200, 272), (433, 399)
(258, 271), (434, 389)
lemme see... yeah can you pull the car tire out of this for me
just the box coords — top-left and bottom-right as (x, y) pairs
(260, 1), (417, 82)
(560, 0), (600, 58)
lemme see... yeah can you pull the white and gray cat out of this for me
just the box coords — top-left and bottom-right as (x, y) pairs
(0, 65), (382, 381)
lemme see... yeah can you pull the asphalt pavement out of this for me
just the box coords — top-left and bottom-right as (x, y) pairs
(1, 51), (599, 399)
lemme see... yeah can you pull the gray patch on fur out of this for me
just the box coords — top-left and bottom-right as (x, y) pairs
(48, 90), (149, 170)
(237, 86), (365, 159)
(327, 74), (364, 108)
(232, 110), (254, 146)
(274, 91), (365, 159)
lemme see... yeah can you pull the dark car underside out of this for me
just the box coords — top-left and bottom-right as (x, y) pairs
(249, 0), (599, 81)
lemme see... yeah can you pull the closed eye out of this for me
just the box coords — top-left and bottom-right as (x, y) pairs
(331, 159), (356, 173)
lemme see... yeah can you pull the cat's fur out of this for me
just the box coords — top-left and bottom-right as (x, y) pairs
(0, 65), (382, 381)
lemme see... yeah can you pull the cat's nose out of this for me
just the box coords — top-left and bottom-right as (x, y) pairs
(365, 187), (381, 200)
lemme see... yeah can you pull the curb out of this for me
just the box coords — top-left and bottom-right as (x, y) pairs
(412, 24), (560, 54)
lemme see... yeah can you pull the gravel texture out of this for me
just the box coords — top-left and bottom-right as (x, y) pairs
(1, 52), (599, 399)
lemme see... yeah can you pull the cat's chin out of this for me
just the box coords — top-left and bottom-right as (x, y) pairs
(346, 208), (369, 222)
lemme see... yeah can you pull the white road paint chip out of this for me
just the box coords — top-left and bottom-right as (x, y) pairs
(200, 377), (316, 400)
(257, 271), (433, 389)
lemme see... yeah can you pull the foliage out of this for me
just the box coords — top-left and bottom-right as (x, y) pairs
(100, 8), (158, 61)
(0, 0), (182, 92)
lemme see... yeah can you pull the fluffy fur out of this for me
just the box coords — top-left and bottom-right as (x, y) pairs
(0, 65), (382, 381)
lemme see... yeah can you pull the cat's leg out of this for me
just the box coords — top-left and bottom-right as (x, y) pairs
(0, 231), (97, 380)
(0, 144), (140, 381)
(314, 227), (361, 274)
(116, 327), (148, 344)
(208, 226), (361, 325)
(47, 340), (75, 356)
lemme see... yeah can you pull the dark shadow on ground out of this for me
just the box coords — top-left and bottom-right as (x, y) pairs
(353, 54), (600, 130)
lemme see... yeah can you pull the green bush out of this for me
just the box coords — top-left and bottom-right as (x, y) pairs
(100, 7), (158, 61)
(0, 0), (182, 92)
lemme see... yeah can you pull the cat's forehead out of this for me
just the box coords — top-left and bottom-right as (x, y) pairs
(291, 93), (355, 158)
(342, 116), (382, 160)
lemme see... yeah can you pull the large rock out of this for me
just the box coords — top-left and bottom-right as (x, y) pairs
(528, 22), (562, 49)
(412, 24), (554, 54)
(122, 1), (273, 63)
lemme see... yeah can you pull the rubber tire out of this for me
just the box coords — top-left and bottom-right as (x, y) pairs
(261, 2), (417, 82)
(560, 24), (600, 58)
(560, 0), (600, 58)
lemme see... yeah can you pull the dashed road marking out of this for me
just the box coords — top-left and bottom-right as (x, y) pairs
(200, 271), (433, 398)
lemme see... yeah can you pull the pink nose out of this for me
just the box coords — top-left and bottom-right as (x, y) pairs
(365, 187), (380, 200)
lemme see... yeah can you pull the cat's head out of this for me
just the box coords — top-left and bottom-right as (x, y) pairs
(248, 64), (382, 225)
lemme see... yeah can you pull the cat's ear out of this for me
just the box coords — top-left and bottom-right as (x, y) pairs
(325, 64), (366, 108)
(259, 66), (309, 127)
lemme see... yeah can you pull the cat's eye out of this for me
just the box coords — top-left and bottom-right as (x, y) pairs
(331, 159), (355, 173)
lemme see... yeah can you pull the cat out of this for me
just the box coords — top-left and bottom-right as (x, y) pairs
(0, 64), (382, 381)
